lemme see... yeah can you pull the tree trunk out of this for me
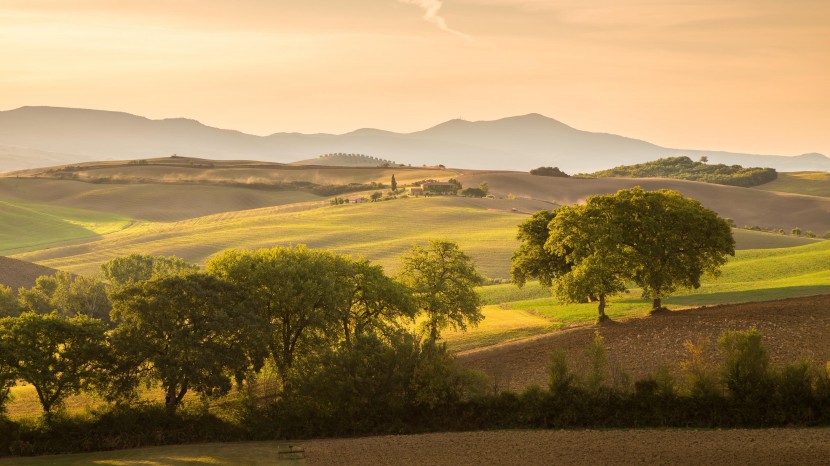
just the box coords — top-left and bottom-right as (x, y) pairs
(597, 295), (609, 323)
(651, 298), (664, 314)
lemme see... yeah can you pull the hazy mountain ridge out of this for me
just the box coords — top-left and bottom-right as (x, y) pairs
(1, 106), (827, 173)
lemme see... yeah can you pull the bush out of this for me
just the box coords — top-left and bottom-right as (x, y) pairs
(530, 167), (570, 177)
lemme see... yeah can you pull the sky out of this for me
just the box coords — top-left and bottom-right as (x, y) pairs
(1, 0), (828, 156)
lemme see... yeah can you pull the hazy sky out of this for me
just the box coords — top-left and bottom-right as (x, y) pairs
(2, 0), (828, 156)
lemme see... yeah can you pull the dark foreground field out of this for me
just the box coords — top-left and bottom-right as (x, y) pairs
(459, 295), (830, 391)
(304, 429), (830, 466)
(8, 429), (829, 465)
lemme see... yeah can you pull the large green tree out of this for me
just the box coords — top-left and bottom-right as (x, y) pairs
(18, 272), (111, 322)
(101, 254), (198, 291)
(109, 273), (267, 412)
(0, 312), (108, 414)
(397, 240), (484, 342)
(525, 187), (734, 316)
(207, 246), (348, 386)
(0, 285), (19, 318)
(601, 187), (735, 311)
(510, 210), (571, 287)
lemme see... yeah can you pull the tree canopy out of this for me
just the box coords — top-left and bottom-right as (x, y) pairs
(397, 240), (484, 342)
(585, 156), (777, 187)
(109, 273), (267, 411)
(0, 312), (108, 413)
(513, 187), (735, 318)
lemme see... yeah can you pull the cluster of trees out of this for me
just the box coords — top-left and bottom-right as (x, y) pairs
(585, 156), (778, 187)
(512, 187), (735, 319)
(461, 182), (490, 198)
(0, 241), (484, 416)
(529, 166), (570, 177)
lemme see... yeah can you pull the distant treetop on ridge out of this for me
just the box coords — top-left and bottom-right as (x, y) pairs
(583, 156), (777, 187)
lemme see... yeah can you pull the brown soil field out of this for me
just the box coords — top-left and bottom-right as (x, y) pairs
(458, 295), (830, 392)
(0, 178), (324, 222)
(459, 171), (830, 234)
(0, 256), (58, 291)
(303, 429), (830, 466)
(10, 156), (458, 186)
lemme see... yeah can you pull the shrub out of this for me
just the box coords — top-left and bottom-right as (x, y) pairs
(718, 329), (773, 404)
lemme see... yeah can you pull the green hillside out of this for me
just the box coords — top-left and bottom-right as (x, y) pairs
(585, 156), (777, 187)
(0, 199), (131, 253)
(756, 171), (830, 198)
(10, 196), (814, 279)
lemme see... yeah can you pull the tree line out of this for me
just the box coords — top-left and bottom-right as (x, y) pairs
(584, 156), (778, 187)
(0, 241), (484, 416)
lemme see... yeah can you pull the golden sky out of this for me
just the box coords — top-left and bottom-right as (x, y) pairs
(1, 0), (828, 156)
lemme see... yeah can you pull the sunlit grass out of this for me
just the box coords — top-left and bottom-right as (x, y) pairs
(756, 171), (830, 198)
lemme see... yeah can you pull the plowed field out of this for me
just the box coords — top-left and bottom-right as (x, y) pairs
(458, 295), (830, 391)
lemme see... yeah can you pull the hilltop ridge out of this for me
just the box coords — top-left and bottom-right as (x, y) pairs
(2, 106), (828, 173)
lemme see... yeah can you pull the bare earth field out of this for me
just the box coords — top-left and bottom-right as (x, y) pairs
(458, 295), (830, 391)
(0, 256), (58, 291)
(458, 171), (830, 234)
(303, 429), (830, 466)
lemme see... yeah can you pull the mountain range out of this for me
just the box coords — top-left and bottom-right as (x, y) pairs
(0, 106), (827, 173)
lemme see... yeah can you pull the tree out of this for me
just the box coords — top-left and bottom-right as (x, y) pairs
(605, 187), (734, 311)
(699, 156), (709, 163)
(0, 312), (107, 414)
(17, 272), (110, 322)
(207, 246), (348, 387)
(335, 259), (416, 345)
(397, 240), (484, 342)
(511, 210), (570, 287)
(109, 273), (267, 412)
(0, 285), (19, 318)
(370, 191), (383, 202)
(544, 187), (733, 313)
(101, 254), (198, 291)
(391, 174), (397, 191)
(479, 182), (489, 195)
(546, 204), (629, 321)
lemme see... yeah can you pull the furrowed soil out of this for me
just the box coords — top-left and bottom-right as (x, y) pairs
(457, 295), (830, 392)
(303, 429), (830, 466)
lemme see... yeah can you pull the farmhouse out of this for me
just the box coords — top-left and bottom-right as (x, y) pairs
(421, 181), (460, 195)
(408, 187), (424, 196)
(347, 196), (367, 204)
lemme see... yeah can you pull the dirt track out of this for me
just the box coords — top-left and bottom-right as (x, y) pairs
(304, 429), (830, 465)
(457, 295), (830, 391)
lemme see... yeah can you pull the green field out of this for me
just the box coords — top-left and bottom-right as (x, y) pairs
(757, 171), (830, 198)
(0, 199), (132, 254)
(449, 239), (830, 351)
(0, 442), (305, 465)
(9, 195), (818, 279)
(11, 197), (526, 278)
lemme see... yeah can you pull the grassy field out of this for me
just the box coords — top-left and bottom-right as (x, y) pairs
(9, 194), (817, 278)
(0, 199), (132, 254)
(11, 197), (528, 278)
(0, 442), (306, 465)
(756, 171), (830, 198)
(448, 239), (830, 350)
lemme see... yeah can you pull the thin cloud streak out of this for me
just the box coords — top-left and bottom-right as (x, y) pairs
(398, 0), (471, 40)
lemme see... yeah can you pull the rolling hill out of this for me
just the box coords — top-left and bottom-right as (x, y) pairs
(0, 256), (59, 291)
(756, 171), (830, 198)
(458, 171), (830, 234)
(2, 106), (828, 173)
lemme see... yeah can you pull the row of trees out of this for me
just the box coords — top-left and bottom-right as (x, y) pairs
(586, 156), (778, 187)
(512, 187), (735, 319)
(0, 241), (485, 415)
